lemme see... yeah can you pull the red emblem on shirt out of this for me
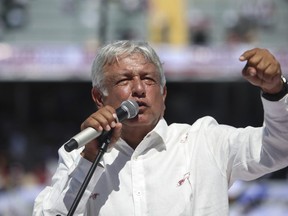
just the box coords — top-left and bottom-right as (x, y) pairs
(177, 172), (190, 186)
(89, 193), (99, 200)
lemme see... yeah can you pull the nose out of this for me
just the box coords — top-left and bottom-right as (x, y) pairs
(131, 77), (146, 97)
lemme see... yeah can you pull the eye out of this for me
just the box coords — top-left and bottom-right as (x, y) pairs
(143, 76), (157, 85)
(116, 77), (130, 85)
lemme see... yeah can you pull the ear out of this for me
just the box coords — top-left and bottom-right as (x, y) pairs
(161, 86), (167, 116)
(91, 87), (104, 109)
(162, 85), (167, 102)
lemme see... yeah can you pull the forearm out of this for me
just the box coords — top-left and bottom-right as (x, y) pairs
(223, 93), (288, 184)
(261, 93), (288, 165)
(33, 147), (104, 216)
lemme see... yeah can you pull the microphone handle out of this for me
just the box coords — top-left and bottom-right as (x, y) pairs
(63, 99), (137, 152)
(64, 127), (101, 152)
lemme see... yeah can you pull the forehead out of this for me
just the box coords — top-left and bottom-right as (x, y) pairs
(104, 53), (158, 74)
(114, 52), (149, 65)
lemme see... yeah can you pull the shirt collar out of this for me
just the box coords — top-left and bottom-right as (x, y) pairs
(147, 118), (168, 143)
(116, 118), (168, 154)
(136, 118), (168, 153)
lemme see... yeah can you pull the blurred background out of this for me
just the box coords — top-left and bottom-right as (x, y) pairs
(0, 0), (288, 215)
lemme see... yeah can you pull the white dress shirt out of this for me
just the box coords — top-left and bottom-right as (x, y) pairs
(33, 95), (288, 216)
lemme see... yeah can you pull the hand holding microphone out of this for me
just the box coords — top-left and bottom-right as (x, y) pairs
(64, 100), (139, 161)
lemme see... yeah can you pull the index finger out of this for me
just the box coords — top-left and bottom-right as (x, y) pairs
(239, 49), (257, 61)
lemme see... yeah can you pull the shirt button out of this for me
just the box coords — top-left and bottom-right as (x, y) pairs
(136, 191), (141, 196)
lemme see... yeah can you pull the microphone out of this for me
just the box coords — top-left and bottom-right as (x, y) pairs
(64, 100), (139, 152)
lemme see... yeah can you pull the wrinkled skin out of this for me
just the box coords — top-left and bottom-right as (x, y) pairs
(81, 53), (167, 161)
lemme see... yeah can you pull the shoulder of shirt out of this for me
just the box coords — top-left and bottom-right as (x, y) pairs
(167, 116), (219, 132)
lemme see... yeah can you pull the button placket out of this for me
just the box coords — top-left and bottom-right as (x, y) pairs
(131, 154), (145, 216)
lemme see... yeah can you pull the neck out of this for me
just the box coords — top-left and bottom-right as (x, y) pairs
(121, 124), (156, 149)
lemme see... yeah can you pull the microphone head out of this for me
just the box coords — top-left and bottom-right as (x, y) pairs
(121, 100), (139, 119)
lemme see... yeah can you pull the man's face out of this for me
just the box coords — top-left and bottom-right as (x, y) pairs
(93, 53), (166, 129)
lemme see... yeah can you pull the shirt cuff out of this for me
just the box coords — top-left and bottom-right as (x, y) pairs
(262, 76), (288, 101)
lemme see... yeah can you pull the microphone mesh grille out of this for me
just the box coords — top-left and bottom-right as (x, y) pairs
(121, 100), (139, 118)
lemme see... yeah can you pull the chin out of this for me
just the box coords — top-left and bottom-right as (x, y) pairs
(125, 115), (157, 127)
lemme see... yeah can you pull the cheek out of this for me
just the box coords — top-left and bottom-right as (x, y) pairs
(149, 86), (165, 100)
(104, 86), (132, 103)
(149, 91), (166, 110)
(106, 82), (128, 92)
(112, 86), (132, 97)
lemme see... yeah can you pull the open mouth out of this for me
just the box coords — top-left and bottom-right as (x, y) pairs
(137, 101), (147, 107)
(135, 100), (147, 114)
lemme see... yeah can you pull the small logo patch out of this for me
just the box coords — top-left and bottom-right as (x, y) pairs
(89, 193), (99, 200)
(180, 133), (189, 143)
(177, 172), (190, 186)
